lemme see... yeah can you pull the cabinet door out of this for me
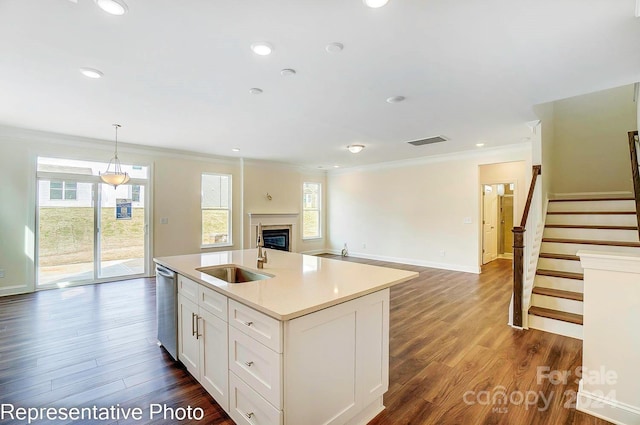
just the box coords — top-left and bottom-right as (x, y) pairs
(285, 302), (358, 425)
(178, 295), (200, 377)
(356, 289), (389, 404)
(199, 308), (229, 413)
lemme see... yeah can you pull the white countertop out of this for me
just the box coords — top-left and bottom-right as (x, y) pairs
(154, 249), (419, 321)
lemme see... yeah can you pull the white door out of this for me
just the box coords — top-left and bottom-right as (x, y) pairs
(178, 295), (200, 377)
(482, 185), (498, 264)
(199, 308), (229, 413)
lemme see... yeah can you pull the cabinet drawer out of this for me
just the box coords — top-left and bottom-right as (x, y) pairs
(229, 299), (282, 353)
(229, 327), (282, 409)
(229, 372), (282, 425)
(178, 275), (198, 302)
(198, 284), (227, 321)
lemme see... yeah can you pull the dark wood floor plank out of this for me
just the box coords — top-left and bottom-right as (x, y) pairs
(0, 257), (612, 425)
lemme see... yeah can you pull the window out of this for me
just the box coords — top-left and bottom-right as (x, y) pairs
(50, 180), (77, 200)
(131, 184), (141, 202)
(302, 182), (321, 239)
(202, 173), (232, 246)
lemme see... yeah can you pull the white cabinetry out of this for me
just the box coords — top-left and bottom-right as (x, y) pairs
(178, 275), (229, 413)
(284, 289), (389, 425)
(177, 273), (390, 425)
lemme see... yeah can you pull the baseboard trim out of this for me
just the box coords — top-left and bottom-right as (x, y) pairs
(0, 284), (31, 297)
(299, 249), (327, 255)
(323, 249), (480, 274)
(577, 380), (640, 425)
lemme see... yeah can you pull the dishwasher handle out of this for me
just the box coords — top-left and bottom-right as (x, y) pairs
(156, 265), (176, 278)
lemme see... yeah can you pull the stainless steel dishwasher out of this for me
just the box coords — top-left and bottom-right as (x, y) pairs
(155, 264), (178, 361)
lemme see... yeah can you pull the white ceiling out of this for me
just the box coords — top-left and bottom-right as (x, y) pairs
(1, 0), (639, 168)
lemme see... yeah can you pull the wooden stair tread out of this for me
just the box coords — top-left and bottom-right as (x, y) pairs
(539, 253), (580, 261)
(529, 306), (583, 325)
(536, 269), (584, 280)
(545, 224), (638, 230)
(549, 197), (634, 202)
(542, 238), (640, 247)
(547, 211), (636, 215)
(532, 287), (583, 301)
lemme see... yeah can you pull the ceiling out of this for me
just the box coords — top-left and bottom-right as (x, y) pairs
(1, 0), (639, 168)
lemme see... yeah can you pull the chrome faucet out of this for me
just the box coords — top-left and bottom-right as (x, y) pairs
(257, 225), (268, 269)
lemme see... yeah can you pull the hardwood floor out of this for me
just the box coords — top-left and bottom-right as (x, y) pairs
(0, 258), (612, 425)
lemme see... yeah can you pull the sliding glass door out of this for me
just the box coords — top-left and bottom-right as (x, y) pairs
(36, 157), (149, 288)
(37, 179), (96, 285)
(99, 183), (145, 279)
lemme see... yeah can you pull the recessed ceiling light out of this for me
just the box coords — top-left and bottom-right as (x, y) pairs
(347, 144), (365, 154)
(363, 0), (389, 8)
(94, 0), (128, 15)
(325, 42), (344, 53)
(476, 143), (485, 147)
(386, 96), (405, 104)
(280, 68), (296, 76)
(333, 165), (340, 168)
(249, 88), (263, 94)
(79, 67), (103, 79)
(232, 148), (240, 152)
(251, 42), (273, 56)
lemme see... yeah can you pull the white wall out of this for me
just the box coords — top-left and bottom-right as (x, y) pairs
(327, 146), (532, 273)
(242, 161), (326, 255)
(0, 126), (327, 296)
(544, 84), (637, 195)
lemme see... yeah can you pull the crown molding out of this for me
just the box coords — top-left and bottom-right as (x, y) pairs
(328, 141), (532, 175)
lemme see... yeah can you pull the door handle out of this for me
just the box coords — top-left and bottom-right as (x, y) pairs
(192, 312), (196, 337)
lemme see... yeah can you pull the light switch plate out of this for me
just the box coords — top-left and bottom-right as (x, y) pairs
(463, 217), (472, 224)
(160, 218), (169, 224)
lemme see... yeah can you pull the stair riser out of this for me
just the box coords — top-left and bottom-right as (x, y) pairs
(540, 242), (640, 256)
(537, 258), (583, 274)
(547, 200), (635, 212)
(531, 294), (583, 315)
(528, 315), (583, 340)
(534, 275), (583, 293)
(545, 214), (638, 226)
(543, 227), (640, 242)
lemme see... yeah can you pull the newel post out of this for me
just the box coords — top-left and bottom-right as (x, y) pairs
(512, 226), (525, 328)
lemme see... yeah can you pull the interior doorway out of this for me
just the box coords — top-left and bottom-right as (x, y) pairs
(482, 182), (515, 265)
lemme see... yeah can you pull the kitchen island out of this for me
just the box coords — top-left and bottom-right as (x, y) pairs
(154, 249), (418, 425)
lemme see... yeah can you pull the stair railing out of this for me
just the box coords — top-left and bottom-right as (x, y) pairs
(629, 131), (640, 239)
(511, 165), (542, 328)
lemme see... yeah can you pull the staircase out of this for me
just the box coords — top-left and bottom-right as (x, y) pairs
(528, 196), (640, 339)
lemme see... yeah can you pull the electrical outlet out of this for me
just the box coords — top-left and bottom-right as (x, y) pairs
(439, 250), (446, 257)
(463, 217), (472, 224)
(0, 269), (4, 278)
(362, 243), (367, 249)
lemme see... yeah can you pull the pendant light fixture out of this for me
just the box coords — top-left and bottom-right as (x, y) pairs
(100, 124), (130, 188)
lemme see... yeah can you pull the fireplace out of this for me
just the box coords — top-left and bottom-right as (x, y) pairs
(248, 212), (299, 252)
(262, 228), (290, 252)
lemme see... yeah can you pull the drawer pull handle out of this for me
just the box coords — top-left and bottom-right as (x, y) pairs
(191, 313), (196, 336)
(243, 321), (253, 327)
(245, 361), (254, 367)
(245, 412), (255, 419)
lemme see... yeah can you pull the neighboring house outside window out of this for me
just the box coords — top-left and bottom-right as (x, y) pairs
(302, 182), (321, 239)
(131, 184), (141, 202)
(202, 173), (232, 246)
(50, 181), (77, 200)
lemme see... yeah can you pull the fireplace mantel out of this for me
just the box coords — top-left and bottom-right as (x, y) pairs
(248, 212), (299, 252)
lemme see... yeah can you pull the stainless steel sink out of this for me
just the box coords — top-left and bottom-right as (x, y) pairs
(196, 265), (272, 283)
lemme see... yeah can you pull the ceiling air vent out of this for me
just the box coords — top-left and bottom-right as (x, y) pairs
(407, 135), (448, 146)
